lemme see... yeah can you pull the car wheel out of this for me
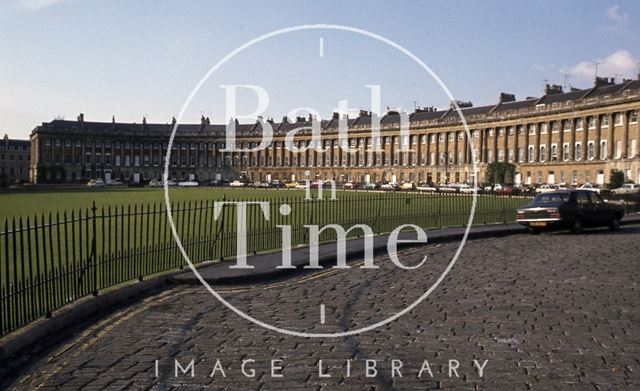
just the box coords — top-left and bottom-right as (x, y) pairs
(571, 218), (583, 234)
(609, 215), (621, 231)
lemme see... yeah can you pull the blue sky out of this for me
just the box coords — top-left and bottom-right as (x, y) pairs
(1, 0), (639, 139)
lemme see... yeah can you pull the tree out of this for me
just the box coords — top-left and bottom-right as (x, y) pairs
(609, 169), (625, 189)
(485, 162), (516, 186)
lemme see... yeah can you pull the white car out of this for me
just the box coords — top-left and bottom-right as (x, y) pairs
(380, 183), (396, 190)
(458, 184), (476, 194)
(178, 181), (199, 187)
(416, 183), (437, 192)
(535, 184), (561, 193)
(87, 179), (106, 188)
(578, 183), (608, 194)
(612, 183), (640, 195)
(439, 184), (457, 193)
(229, 180), (245, 187)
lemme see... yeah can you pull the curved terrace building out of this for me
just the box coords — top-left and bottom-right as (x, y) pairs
(30, 77), (640, 186)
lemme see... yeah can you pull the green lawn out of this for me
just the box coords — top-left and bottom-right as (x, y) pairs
(0, 187), (311, 220)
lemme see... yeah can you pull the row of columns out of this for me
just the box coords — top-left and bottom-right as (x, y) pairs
(478, 110), (635, 164)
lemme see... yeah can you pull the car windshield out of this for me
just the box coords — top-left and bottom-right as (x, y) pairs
(533, 193), (570, 203)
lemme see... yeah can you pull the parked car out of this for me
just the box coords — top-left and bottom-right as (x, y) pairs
(514, 184), (534, 194)
(439, 184), (457, 193)
(343, 182), (355, 190)
(416, 183), (437, 192)
(458, 184), (476, 194)
(483, 183), (504, 192)
(611, 183), (640, 195)
(106, 179), (123, 186)
(149, 179), (178, 187)
(285, 181), (300, 189)
(578, 183), (610, 195)
(229, 180), (245, 187)
(535, 184), (563, 194)
(87, 179), (106, 188)
(270, 180), (286, 188)
(380, 182), (397, 191)
(495, 185), (521, 196)
(178, 181), (199, 187)
(517, 190), (625, 233)
(399, 182), (415, 191)
(362, 182), (378, 190)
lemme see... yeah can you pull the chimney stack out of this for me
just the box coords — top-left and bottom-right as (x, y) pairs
(594, 76), (615, 87)
(414, 106), (437, 113)
(451, 100), (474, 109)
(77, 113), (84, 123)
(499, 93), (515, 103)
(544, 84), (563, 95)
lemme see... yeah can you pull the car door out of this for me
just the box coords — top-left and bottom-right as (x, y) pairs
(575, 191), (596, 226)
(587, 192), (609, 225)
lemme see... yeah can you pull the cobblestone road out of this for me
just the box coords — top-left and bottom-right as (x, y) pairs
(7, 226), (640, 390)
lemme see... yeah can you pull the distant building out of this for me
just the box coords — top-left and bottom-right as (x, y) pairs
(29, 77), (640, 186)
(0, 134), (30, 186)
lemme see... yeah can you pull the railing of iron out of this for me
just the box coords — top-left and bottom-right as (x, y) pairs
(603, 192), (640, 214)
(5, 190), (636, 337)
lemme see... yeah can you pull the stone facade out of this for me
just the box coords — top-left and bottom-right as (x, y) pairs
(0, 134), (30, 186)
(30, 78), (640, 186)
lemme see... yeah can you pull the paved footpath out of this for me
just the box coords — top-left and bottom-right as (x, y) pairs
(6, 226), (640, 390)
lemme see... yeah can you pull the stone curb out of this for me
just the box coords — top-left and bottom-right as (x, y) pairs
(1, 214), (638, 364)
(172, 223), (528, 285)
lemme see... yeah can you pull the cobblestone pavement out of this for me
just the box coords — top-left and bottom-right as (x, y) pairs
(7, 226), (640, 390)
